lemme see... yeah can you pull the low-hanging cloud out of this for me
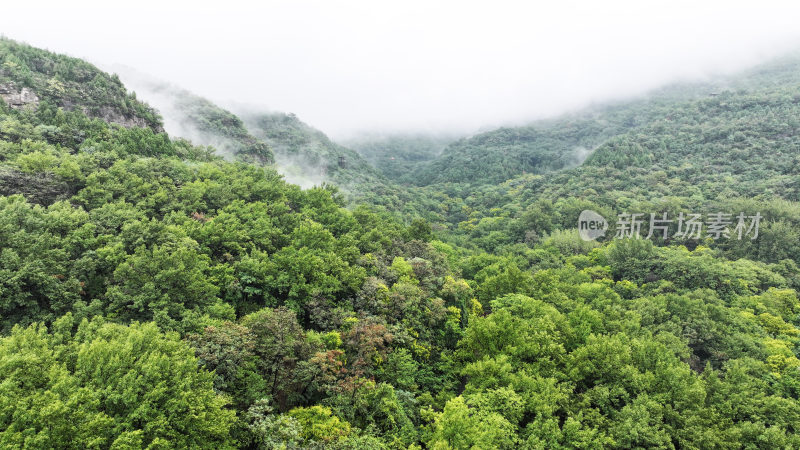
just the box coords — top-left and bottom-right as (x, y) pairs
(114, 65), (337, 190)
(2, 1), (800, 139)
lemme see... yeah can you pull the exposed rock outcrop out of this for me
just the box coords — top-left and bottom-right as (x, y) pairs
(96, 105), (155, 130)
(0, 82), (40, 109)
(0, 168), (74, 205)
(55, 99), (163, 131)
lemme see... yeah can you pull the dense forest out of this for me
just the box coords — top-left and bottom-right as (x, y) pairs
(2, 37), (800, 449)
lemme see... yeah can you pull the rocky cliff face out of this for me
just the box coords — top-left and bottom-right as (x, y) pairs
(0, 168), (73, 205)
(0, 82), (40, 109)
(0, 81), (161, 130)
(58, 98), (161, 130)
(96, 106), (154, 129)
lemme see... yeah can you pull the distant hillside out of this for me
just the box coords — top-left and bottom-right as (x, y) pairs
(410, 85), (715, 186)
(112, 69), (274, 165)
(413, 118), (614, 186)
(344, 132), (454, 184)
(407, 54), (800, 262)
(405, 58), (800, 187)
(0, 38), (162, 131)
(235, 111), (384, 188)
(116, 68), (391, 192)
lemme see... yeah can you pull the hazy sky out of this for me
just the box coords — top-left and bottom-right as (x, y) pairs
(3, 1), (800, 138)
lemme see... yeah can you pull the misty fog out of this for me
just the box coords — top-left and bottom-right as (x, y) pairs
(2, 1), (800, 139)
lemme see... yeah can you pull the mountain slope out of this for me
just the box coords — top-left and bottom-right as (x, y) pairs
(407, 60), (800, 187)
(414, 119), (614, 185)
(111, 69), (274, 165)
(408, 96), (679, 186)
(116, 68), (391, 193)
(1, 37), (800, 450)
(236, 110), (383, 188)
(410, 56), (800, 264)
(344, 132), (454, 183)
(0, 38), (162, 131)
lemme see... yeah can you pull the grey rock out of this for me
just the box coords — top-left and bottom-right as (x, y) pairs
(0, 82), (40, 109)
(0, 168), (74, 205)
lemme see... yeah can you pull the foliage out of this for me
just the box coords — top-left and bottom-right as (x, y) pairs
(0, 315), (236, 448)
(0, 37), (162, 130)
(1, 37), (800, 449)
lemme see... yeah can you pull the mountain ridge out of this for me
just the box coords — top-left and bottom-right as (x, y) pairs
(0, 37), (163, 131)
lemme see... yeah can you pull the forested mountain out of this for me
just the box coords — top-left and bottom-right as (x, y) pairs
(406, 57), (800, 188)
(117, 68), (395, 201)
(414, 118), (615, 186)
(237, 110), (383, 188)
(407, 87), (699, 186)
(0, 38), (162, 131)
(2, 37), (800, 449)
(404, 61), (800, 265)
(344, 132), (454, 183)
(113, 70), (275, 165)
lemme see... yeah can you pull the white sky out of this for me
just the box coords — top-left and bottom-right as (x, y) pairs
(3, 0), (800, 138)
